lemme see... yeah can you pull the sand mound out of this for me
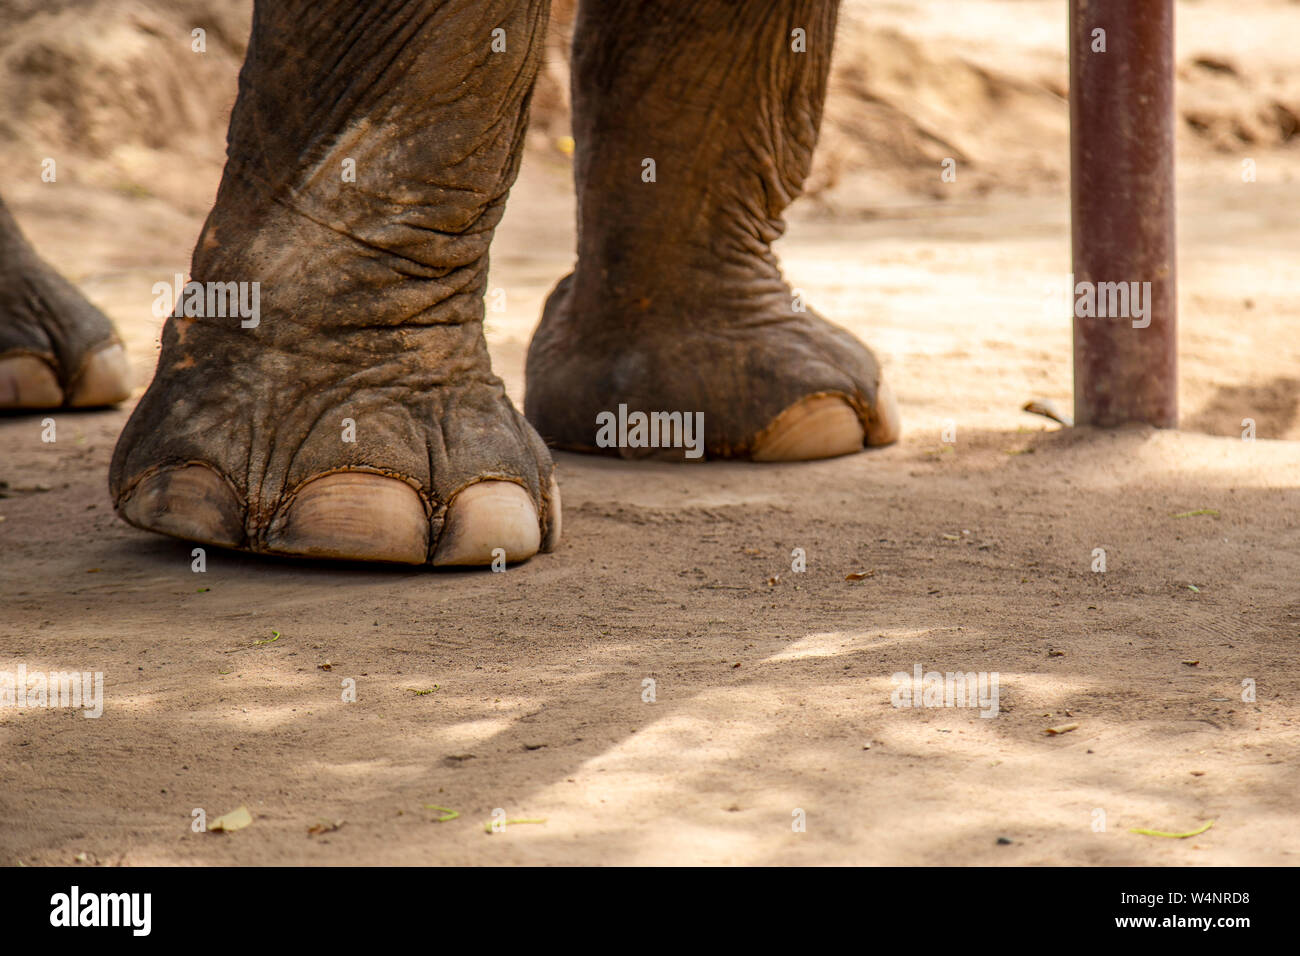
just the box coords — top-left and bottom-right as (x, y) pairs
(0, 0), (248, 210)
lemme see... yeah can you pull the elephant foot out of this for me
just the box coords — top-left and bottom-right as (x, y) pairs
(112, 325), (560, 565)
(110, 269), (559, 566)
(0, 202), (132, 410)
(524, 275), (900, 461)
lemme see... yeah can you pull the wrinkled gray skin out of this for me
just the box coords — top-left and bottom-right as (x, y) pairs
(5, 0), (895, 563)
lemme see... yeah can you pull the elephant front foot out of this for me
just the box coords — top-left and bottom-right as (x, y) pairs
(110, 304), (559, 566)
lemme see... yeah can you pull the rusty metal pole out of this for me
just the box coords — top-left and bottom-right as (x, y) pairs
(1070, 0), (1177, 427)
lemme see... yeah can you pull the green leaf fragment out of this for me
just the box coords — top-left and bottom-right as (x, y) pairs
(483, 818), (547, 834)
(1129, 820), (1214, 839)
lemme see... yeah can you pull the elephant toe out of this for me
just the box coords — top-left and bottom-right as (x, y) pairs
(118, 464), (245, 549)
(432, 480), (544, 567)
(0, 355), (62, 408)
(266, 473), (429, 564)
(865, 378), (901, 447)
(68, 342), (132, 407)
(751, 393), (866, 461)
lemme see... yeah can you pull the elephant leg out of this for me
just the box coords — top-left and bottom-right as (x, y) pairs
(0, 196), (131, 408)
(526, 0), (900, 460)
(111, 0), (560, 565)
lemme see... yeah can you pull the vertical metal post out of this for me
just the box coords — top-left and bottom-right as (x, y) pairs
(1070, 0), (1177, 427)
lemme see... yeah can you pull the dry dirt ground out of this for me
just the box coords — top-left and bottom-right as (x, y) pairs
(2, 1), (1299, 865)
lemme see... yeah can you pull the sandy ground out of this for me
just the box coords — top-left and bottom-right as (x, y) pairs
(2, 1), (1299, 865)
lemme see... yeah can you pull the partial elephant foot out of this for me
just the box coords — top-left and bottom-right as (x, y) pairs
(530, 0), (898, 462)
(525, 275), (900, 461)
(0, 199), (132, 409)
